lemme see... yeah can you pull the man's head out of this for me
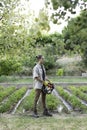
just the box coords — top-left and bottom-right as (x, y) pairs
(36, 55), (44, 64)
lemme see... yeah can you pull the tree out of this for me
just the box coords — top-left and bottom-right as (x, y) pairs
(62, 10), (87, 65)
(0, 0), (20, 54)
(45, 0), (87, 24)
(0, 0), (52, 75)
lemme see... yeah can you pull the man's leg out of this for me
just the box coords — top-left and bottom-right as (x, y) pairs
(42, 91), (46, 109)
(33, 89), (41, 117)
(42, 91), (52, 116)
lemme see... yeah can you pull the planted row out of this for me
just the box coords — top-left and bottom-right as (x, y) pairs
(56, 86), (87, 112)
(18, 89), (59, 113)
(79, 86), (87, 93)
(0, 86), (4, 90)
(0, 87), (27, 113)
(68, 86), (87, 102)
(0, 86), (16, 102)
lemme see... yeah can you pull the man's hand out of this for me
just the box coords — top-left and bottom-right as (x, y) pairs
(35, 77), (43, 83)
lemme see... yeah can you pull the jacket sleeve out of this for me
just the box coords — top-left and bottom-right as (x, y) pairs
(33, 66), (39, 79)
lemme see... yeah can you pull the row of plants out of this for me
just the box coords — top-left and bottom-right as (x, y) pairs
(0, 86), (4, 90)
(79, 86), (87, 93)
(0, 87), (27, 113)
(68, 86), (87, 102)
(46, 93), (60, 110)
(0, 86), (16, 102)
(18, 89), (59, 113)
(56, 86), (87, 112)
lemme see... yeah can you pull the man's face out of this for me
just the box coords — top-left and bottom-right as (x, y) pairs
(40, 57), (44, 64)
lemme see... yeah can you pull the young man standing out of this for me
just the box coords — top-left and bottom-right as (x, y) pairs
(33, 55), (52, 118)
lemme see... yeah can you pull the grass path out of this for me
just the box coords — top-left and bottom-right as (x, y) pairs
(0, 76), (87, 83)
(0, 114), (87, 130)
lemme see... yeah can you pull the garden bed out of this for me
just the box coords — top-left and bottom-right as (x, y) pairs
(0, 85), (87, 114)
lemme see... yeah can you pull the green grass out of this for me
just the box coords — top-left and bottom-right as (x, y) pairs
(0, 114), (87, 130)
(0, 76), (87, 83)
(50, 76), (87, 83)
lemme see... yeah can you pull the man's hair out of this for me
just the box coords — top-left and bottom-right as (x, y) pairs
(36, 55), (43, 60)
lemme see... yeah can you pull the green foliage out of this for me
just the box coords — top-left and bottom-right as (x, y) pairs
(0, 87), (27, 113)
(34, 9), (50, 33)
(44, 55), (55, 70)
(46, 94), (59, 110)
(0, 57), (22, 75)
(62, 10), (87, 66)
(0, 0), (54, 75)
(82, 47), (87, 66)
(21, 89), (59, 112)
(35, 33), (65, 55)
(69, 86), (87, 102)
(0, 86), (16, 102)
(46, 0), (87, 23)
(56, 86), (86, 111)
(0, 0), (87, 75)
(23, 89), (35, 111)
(79, 86), (87, 93)
(56, 69), (64, 76)
(0, 86), (4, 90)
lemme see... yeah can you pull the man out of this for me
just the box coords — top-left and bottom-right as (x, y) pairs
(33, 55), (52, 118)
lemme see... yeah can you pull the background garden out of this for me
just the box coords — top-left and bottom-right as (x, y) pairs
(0, 0), (87, 77)
(0, 0), (87, 129)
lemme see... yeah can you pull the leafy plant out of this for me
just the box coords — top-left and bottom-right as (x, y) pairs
(46, 94), (59, 110)
(0, 87), (27, 113)
(56, 69), (64, 76)
(0, 86), (16, 102)
(68, 86), (87, 102)
(20, 89), (59, 112)
(56, 86), (87, 111)
(22, 89), (35, 111)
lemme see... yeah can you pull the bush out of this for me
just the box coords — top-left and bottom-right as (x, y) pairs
(82, 48), (87, 66)
(44, 55), (55, 70)
(56, 68), (64, 76)
(56, 55), (84, 76)
(19, 67), (32, 76)
(0, 57), (22, 76)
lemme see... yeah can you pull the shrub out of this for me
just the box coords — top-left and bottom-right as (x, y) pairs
(19, 67), (32, 76)
(56, 68), (64, 76)
(0, 57), (22, 76)
(44, 55), (55, 70)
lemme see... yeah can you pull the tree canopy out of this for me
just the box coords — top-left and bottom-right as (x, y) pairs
(62, 10), (87, 64)
(45, 0), (87, 24)
(0, 0), (87, 75)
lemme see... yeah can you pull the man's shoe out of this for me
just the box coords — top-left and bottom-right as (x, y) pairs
(33, 109), (39, 118)
(33, 112), (39, 118)
(43, 109), (52, 117)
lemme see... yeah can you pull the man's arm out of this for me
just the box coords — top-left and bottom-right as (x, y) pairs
(35, 77), (44, 83)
